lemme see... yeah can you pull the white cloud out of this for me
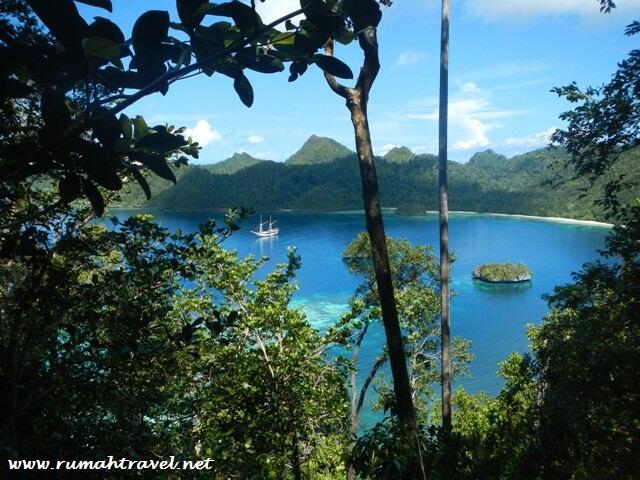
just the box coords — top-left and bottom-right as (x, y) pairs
(464, 0), (640, 20)
(378, 144), (400, 156)
(502, 127), (556, 148)
(183, 120), (222, 147)
(405, 85), (525, 151)
(246, 134), (264, 144)
(255, 0), (303, 25)
(393, 50), (427, 70)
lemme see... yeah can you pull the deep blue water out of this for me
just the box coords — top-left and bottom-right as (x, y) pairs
(108, 209), (608, 422)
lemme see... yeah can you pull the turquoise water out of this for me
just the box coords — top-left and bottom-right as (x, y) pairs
(109, 209), (608, 421)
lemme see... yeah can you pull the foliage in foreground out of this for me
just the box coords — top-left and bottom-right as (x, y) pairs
(551, 15), (639, 217)
(0, 202), (347, 479)
(353, 201), (640, 480)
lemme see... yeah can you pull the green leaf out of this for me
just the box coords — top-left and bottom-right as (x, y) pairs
(177, 0), (207, 31)
(27, 0), (88, 49)
(192, 23), (230, 76)
(133, 116), (150, 141)
(82, 37), (121, 60)
(196, 1), (263, 33)
(58, 174), (82, 202)
(233, 73), (254, 107)
(86, 17), (124, 45)
(119, 114), (133, 142)
(135, 130), (187, 153)
(127, 165), (152, 200)
(84, 164), (123, 191)
(132, 10), (170, 56)
(237, 49), (284, 74)
(74, 0), (112, 12)
(345, 0), (382, 31)
(41, 89), (71, 140)
(271, 32), (296, 46)
(130, 152), (177, 183)
(299, 0), (342, 36)
(273, 32), (316, 58)
(81, 178), (105, 216)
(312, 54), (353, 79)
(92, 108), (121, 148)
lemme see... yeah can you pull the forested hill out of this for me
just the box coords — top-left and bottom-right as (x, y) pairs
(205, 152), (266, 175)
(285, 135), (354, 165)
(115, 137), (639, 221)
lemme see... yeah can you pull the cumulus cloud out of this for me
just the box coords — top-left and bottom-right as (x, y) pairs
(393, 50), (427, 70)
(464, 0), (640, 20)
(183, 120), (222, 147)
(502, 127), (557, 148)
(246, 134), (264, 144)
(406, 91), (523, 150)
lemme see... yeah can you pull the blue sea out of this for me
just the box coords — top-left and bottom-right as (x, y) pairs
(109, 209), (609, 423)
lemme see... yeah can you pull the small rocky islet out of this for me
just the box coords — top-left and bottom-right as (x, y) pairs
(472, 263), (532, 283)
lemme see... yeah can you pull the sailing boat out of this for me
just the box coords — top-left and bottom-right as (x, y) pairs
(251, 215), (279, 237)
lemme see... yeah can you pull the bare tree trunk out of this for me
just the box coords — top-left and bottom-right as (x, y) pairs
(323, 27), (426, 480)
(439, 0), (453, 476)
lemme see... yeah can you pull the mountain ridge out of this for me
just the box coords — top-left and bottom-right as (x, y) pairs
(114, 137), (639, 222)
(285, 135), (354, 165)
(206, 152), (266, 175)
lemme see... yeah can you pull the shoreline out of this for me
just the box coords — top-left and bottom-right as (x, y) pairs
(421, 210), (613, 228)
(108, 206), (613, 228)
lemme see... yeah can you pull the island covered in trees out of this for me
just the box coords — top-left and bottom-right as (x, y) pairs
(473, 263), (533, 283)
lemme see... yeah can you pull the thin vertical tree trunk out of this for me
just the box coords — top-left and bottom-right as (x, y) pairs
(323, 28), (426, 479)
(438, 2), (454, 478)
(291, 432), (302, 480)
(439, 0), (452, 437)
(348, 93), (418, 432)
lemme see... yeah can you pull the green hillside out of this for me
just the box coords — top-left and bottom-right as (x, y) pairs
(205, 152), (266, 175)
(115, 139), (639, 221)
(384, 146), (415, 163)
(113, 164), (193, 207)
(285, 135), (354, 165)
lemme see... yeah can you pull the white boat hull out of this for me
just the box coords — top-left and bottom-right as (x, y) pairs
(252, 229), (279, 237)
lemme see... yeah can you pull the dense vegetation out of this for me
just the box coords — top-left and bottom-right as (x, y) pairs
(115, 138), (640, 222)
(473, 263), (532, 283)
(205, 152), (265, 175)
(1, 0), (638, 478)
(285, 135), (354, 166)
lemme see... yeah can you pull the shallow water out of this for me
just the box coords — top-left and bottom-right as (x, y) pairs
(108, 209), (609, 424)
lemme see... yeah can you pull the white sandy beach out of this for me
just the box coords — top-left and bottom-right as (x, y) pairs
(422, 210), (613, 228)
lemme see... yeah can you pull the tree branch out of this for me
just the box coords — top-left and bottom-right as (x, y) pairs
(31, 2), (320, 161)
(355, 27), (380, 99)
(323, 39), (351, 99)
(351, 354), (385, 436)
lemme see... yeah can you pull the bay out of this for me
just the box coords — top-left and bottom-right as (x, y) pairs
(108, 209), (609, 423)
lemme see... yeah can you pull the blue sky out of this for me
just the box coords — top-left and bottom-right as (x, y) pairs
(77, 0), (640, 163)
